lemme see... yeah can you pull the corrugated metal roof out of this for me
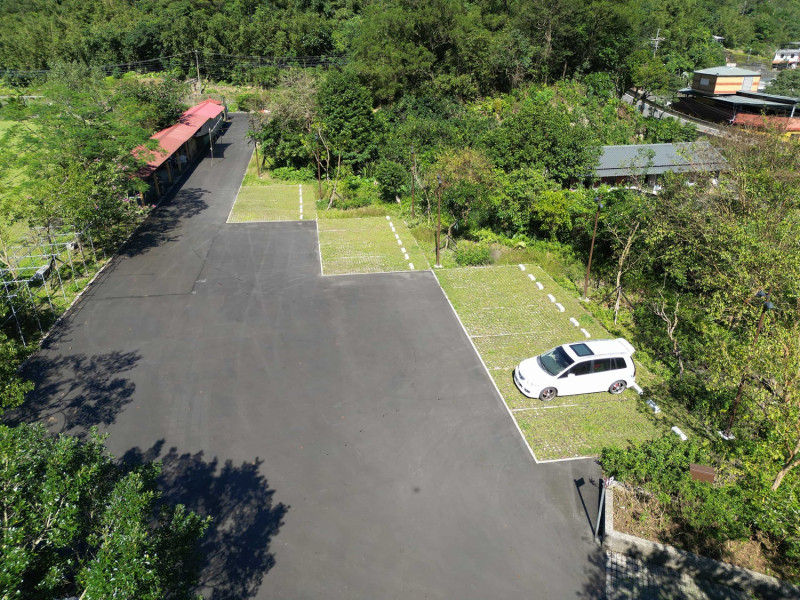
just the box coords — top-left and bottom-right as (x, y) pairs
(595, 142), (727, 177)
(134, 99), (225, 174)
(737, 90), (800, 104)
(694, 66), (761, 77)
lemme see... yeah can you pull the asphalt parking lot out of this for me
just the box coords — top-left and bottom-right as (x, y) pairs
(18, 114), (606, 599)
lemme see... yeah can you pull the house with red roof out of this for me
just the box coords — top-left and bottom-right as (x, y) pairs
(134, 99), (227, 197)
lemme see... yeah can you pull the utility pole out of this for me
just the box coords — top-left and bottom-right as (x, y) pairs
(411, 146), (416, 219)
(651, 28), (665, 58)
(435, 175), (442, 268)
(194, 50), (202, 93)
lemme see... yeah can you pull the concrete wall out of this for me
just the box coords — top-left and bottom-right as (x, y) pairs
(602, 485), (799, 600)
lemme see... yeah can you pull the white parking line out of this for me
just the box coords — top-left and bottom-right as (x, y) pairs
(512, 404), (580, 411)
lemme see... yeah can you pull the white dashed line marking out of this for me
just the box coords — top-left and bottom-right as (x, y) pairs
(547, 294), (556, 302)
(528, 274), (536, 281)
(580, 328), (591, 338)
(518, 264), (526, 271)
(555, 303), (565, 312)
(569, 317), (580, 326)
(536, 282), (544, 290)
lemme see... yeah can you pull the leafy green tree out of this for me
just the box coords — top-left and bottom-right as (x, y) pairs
(117, 75), (190, 130)
(375, 160), (407, 202)
(0, 423), (209, 599)
(317, 70), (380, 169)
(766, 68), (800, 97)
(247, 69), (318, 170)
(0, 331), (32, 413)
(1, 64), (155, 246)
(481, 87), (601, 184)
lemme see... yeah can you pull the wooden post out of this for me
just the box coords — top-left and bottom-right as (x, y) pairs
(411, 147), (416, 219)
(153, 174), (162, 198)
(435, 175), (442, 268)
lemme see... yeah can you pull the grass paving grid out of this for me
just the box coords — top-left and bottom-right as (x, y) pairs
(436, 264), (661, 460)
(227, 184), (316, 223)
(318, 217), (428, 275)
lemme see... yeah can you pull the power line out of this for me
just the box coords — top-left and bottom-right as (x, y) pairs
(0, 52), (347, 81)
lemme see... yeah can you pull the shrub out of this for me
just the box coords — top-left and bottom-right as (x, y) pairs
(375, 160), (406, 202)
(271, 166), (315, 182)
(454, 242), (491, 266)
(235, 91), (265, 112)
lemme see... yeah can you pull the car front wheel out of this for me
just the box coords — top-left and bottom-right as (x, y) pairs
(539, 387), (557, 401)
(609, 380), (627, 395)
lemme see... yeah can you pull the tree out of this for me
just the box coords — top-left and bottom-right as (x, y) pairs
(247, 69), (318, 170)
(0, 423), (209, 599)
(0, 331), (32, 413)
(317, 70), (380, 170)
(481, 87), (601, 184)
(375, 160), (407, 202)
(0, 63), (151, 247)
(766, 68), (800, 97)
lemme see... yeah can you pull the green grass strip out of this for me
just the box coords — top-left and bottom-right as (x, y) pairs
(318, 217), (429, 275)
(228, 184), (316, 222)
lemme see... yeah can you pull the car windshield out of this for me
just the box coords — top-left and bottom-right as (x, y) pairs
(538, 346), (574, 376)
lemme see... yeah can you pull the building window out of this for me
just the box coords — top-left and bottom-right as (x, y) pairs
(700, 77), (710, 86)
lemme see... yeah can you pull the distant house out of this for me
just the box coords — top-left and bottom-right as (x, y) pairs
(674, 66), (800, 134)
(690, 66), (760, 95)
(772, 46), (800, 70)
(593, 142), (727, 191)
(134, 99), (227, 198)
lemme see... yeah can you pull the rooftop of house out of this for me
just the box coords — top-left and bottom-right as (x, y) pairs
(594, 142), (727, 178)
(694, 66), (761, 77)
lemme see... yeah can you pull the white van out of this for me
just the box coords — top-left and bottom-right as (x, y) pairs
(513, 338), (636, 401)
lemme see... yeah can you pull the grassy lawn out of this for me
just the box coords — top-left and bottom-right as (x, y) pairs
(227, 184), (317, 222)
(317, 217), (429, 275)
(436, 264), (668, 461)
(0, 119), (31, 246)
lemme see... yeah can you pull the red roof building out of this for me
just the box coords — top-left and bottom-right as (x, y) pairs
(135, 99), (226, 185)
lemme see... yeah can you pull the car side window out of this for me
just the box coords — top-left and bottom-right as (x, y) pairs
(592, 358), (613, 373)
(561, 361), (591, 377)
(613, 357), (627, 370)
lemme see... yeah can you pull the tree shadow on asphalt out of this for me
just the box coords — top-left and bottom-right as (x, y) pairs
(579, 546), (608, 599)
(7, 349), (140, 434)
(118, 186), (210, 258)
(122, 442), (289, 600)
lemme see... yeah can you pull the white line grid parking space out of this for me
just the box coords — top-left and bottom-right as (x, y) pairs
(227, 184), (316, 223)
(317, 217), (428, 276)
(434, 265), (659, 461)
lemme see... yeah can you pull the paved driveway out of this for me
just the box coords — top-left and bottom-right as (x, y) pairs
(19, 114), (606, 599)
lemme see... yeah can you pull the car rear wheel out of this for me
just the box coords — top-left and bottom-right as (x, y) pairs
(539, 387), (557, 401)
(609, 380), (627, 395)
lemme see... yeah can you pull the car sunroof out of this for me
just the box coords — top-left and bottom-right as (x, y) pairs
(570, 343), (594, 357)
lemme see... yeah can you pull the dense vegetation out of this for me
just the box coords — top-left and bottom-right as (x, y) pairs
(2, 0), (800, 590)
(2, 0), (800, 98)
(0, 423), (208, 598)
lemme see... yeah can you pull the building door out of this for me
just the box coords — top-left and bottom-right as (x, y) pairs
(742, 76), (754, 91)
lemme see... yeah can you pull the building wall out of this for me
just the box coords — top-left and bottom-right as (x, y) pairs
(692, 74), (760, 95)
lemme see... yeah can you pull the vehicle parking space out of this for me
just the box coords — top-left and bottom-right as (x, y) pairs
(317, 216), (428, 275)
(20, 115), (606, 598)
(436, 264), (661, 460)
(227, 183), (316, 222)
